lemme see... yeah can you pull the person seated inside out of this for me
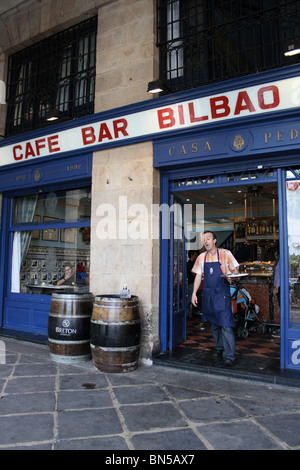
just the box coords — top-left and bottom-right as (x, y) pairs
(56, 263), (84, 286)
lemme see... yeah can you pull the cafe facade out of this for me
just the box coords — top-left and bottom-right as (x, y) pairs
(0, 1), (300, 375)
(0, 64), (300, 372)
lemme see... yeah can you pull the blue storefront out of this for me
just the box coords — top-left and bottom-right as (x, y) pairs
(154, 66), (300, 373)
(0, 149), (92, 340)
(0, 64), (300, 373)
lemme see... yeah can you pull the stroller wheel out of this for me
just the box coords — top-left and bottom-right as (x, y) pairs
(240, 328), (249, 339)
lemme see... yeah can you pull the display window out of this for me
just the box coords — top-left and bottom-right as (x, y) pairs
(10, 186), (91, 294)
(286, 170), (300, 327)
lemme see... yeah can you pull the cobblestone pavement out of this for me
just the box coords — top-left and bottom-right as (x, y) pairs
(0, 337), (299, 451)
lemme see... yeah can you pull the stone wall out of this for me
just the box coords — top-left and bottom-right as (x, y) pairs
(90, 142), (160, 360)
(0, 0), (100, 138)
(0, 0), (161, 360)
(96, 0), (158, 109)
(91, 1), (160, 361)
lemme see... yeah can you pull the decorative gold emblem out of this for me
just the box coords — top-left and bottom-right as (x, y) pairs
(34, 169), (41, 181)
(233, 134), (245, 150)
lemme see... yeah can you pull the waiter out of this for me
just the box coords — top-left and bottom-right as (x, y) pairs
(191, 231), (239, 366)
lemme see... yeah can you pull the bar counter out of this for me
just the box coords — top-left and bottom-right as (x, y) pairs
(236, 273), (280, 324)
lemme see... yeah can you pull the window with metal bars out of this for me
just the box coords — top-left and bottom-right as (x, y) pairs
(5, 16), (97, 137)
(157, 0), (300, 93)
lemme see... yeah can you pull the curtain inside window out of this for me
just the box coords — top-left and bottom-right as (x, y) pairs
(11, 195), (37, 292)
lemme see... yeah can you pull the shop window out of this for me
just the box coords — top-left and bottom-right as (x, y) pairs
(227, 168), (275, 183)
(173, 176), (214, 188)
(286, 174), (300, 326)
(10, 187), (91, 294)
(5, 17), (97, 137)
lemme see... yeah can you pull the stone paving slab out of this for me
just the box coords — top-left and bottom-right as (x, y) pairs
(0, 337), (299, 451)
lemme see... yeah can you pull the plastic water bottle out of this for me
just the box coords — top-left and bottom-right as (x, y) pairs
(120, 284), (131, 298)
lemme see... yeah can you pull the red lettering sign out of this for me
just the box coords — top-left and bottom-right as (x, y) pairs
(113, 119), (128, 138)
(82, 126), (96, 145)
(9, 79), (286, 164)
(48, 135), (60, 153)
(157, 108), (175, 129)
(258, 85), (280, 109)
(35, 138), (46, 155)
(12, 135), (61, 161)
(234, 91), (255, 115)
(25, 142), (35, 159)
(13, 145), (22, 161)
(188, 103), (208, 122)
(98, 123), (113, 142)
(210, 96), (230, 119)
(82, 119), (129, 145)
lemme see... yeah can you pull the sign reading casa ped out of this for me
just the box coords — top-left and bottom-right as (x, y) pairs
(1, 76), (300, 167)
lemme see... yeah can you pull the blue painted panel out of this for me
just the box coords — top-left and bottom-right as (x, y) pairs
(5, 304), (31, 329)
(154, 117), (300, 169)
(155, 133), (228, 168)
(287, 332), (300, 370)
(4, 296), (51, 335)
(0, 153), (92, 192)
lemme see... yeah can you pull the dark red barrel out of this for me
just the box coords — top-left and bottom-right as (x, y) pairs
(90, 295), (141, 373)
(48, 293), (94, 363)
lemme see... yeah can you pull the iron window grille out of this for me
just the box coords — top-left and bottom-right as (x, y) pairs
(157, 0), (300, 93)
(5, 16), (97, 137)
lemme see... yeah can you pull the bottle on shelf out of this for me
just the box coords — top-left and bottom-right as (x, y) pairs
(269, 220), (273, 234)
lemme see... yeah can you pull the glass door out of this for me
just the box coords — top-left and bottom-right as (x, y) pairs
(168, 194), (187, 350)
(286, 169), (300, 369)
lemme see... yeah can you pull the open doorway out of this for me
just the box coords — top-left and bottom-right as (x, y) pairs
(166, 181), (281, 377)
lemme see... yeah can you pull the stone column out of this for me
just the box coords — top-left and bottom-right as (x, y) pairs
(90, 0), (160, 361)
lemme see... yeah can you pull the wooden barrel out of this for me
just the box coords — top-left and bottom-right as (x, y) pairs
(90, 295), (141, 373)
(48, 293), (94, 363)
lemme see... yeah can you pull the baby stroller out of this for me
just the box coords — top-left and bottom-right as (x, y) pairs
(230, 282), (265, 339)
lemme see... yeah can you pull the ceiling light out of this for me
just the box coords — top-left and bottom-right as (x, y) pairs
(284, 43), (300, 57)
(147, 80), (170, 94)
(45, 108), (71, 122)
(46, 108), (60, 121)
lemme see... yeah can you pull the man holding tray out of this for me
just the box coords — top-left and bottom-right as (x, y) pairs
(191, 231), (239, 366)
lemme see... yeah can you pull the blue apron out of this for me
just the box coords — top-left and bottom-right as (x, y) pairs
(202, 250), (235, 327)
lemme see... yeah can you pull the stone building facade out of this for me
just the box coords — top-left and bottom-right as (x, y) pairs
(0, 0), (161, 361)
(1, 1), (300, 374)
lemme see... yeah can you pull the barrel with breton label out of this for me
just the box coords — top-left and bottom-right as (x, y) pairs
(90, 295), (141, 373)
(48, 293), (94, 363)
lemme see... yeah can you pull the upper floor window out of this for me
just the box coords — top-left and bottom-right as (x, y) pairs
(5, 16), (97, 137)
(157, 0), (300, 93)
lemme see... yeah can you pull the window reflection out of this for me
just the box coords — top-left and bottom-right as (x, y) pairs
(12, 226), (90, 293)
(287, 179), (300, 325)
(12, 188), (91, 226)
(11, 187), (90, 294)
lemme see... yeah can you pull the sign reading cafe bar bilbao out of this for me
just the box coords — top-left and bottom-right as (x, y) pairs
(1, 76), (300, 166)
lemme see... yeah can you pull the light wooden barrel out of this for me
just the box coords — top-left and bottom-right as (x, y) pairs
(90, 295), (141, 373)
